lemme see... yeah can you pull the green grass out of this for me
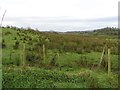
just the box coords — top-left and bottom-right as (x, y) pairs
(2, 67), (118, 88)
(3, 48), (118, 69)
(2, 27), (119, 88)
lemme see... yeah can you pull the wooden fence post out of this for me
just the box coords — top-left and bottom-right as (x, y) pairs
(108, 48), (111, 76)
(57, 52), (59, 61)
(98, 44), (106, 69)
(23, 43), (26, 67)
(43, 44), (45, 64)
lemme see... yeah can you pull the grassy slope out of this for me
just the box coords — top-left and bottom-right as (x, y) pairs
(2, 28), (118, 88)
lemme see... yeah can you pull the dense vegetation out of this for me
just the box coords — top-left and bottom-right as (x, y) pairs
(3, 66), (118, 88)
(66, 27), (119, 36)
(2, 26), (119, 88)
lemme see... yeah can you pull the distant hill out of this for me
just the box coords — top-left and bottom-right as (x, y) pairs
(66, 27), (119, 36)
(2, 26), (119, 36)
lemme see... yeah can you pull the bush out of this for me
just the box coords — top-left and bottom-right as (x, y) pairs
(26, 52), (41, 64)
(4, 31), (11, 35)
(14, 37), (17, 40)
(13, 41), (19, 49)
(2, 39), (6, 48)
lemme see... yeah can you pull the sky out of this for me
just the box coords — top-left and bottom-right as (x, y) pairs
(0, 0), (119, 32)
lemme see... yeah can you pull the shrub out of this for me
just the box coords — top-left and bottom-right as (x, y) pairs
(2, 39), (6, 48)
(4, 31), (11, 35)
(14, 37), (17, 40)
(13, 41), (19, 49)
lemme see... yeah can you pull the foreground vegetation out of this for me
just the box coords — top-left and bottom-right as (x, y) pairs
(3, 66), (118, 88)
(2, 26), (119, 88)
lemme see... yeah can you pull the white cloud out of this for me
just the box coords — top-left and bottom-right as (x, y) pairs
(0, 0), (119, 31)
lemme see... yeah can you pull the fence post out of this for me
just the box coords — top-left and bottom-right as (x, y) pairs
(108, 48), (111, 76)
(57, 52), (59, 61)
(98, 44), (106, 69)
(23, 43), (26, 67)
(43, 44), (45, 64)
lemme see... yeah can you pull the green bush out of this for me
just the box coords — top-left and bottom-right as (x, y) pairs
(13, 41), (19, 49)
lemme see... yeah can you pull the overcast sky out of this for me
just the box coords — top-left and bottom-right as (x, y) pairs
(0, 0), (119, 32)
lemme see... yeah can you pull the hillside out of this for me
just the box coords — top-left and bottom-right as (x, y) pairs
(66, 27), (119, 36)
(2, 26), (119, 88)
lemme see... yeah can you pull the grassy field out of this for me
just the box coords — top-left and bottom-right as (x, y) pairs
(2, 27), (119, 88)
(3, 66), (118, 88)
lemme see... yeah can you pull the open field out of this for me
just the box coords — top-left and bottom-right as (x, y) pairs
(2, 26), (119, 88)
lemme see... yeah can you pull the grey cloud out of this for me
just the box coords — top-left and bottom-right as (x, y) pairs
(5, 16), (117, 23)
(3, 16), (117, 32)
